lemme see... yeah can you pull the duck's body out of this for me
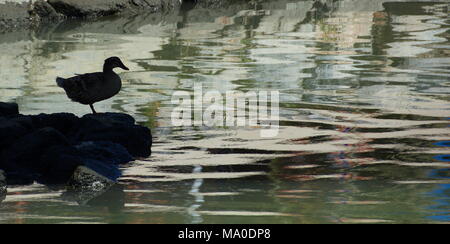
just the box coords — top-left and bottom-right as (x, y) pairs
(57, 57), (129, 114)
(57, 71), (122, 105)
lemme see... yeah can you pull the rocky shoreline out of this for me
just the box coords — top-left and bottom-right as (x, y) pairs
(1, 0), (179, 32)
(0, 102), (152, 187)
(0, 0), (239, 32)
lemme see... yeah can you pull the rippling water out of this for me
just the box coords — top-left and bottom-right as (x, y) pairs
(0, 0), (449, 224)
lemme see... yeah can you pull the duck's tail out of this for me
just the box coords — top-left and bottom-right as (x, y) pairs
(56, 77), (66, 88)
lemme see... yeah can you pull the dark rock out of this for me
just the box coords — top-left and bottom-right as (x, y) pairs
(82, 159), (122, 182)
(181, 0), (198, 12)
(1, 0), (234, 34)
(0, 119), (30, 149)
(196, 0), (234, 8)
(82, 112), (135, 126)
(31, 0), (65, 20)
(39, 145), (84, 184)
(75, 141), (133, 165)
(64, 165), (118, 205)
(3, 172), (36, 185)
(39, 141), (132, 184)
(48, 0), (129, 18)
(75, 113), (152, 157)
(8, 115), (35, 132)
(47, 0), (182, 18)
(2, 0), (183, 33)
(0, 102), (19, 117)
(0, 127), (70, 175)
(0, 106), (152, 185)
(77, 124), (152, 158)
(31, 113), (80, 137)
(83, 184), (125, 212)
(0, 169), (6, 203)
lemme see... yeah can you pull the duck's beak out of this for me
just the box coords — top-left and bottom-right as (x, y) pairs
(118, 61), (130, 70)
(120, 64), (130, 71)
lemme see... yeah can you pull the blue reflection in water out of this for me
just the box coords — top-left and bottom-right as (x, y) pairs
(433, 155), (450, 162)
(426, 140), (450, 222)
(434, 141), (450, 148)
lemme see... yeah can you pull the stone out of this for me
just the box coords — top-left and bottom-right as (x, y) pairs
(78, 125), (152, 157)
(82, 112), (136, 126)
(0, 102), (19, 117)
(0, 2), (31, 33)
(0, 119), (30, 149)
(31, 113), (80, 137)
(75, 113), (152, 157)
(0, 103), (152, 186)
(47, 0), (182, 18)
(48, 0), (131, 18)
(8, 115), (35, 132)
(39, 145), (85, 184)
(65, 166), (116, 205)
(32, 0), (65, 20)
(0, 127), (70, 176)
(82, 159), (122, 182)
(82, 184), (125, 211)
(0, 169), (6, 203)
(75, 141), (133, 165)
(39, 141), (132, 184)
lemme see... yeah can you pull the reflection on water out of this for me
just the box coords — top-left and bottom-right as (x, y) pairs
(0, 0), (449, 223)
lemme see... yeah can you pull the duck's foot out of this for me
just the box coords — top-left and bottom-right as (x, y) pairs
(89, 104), (97, 114)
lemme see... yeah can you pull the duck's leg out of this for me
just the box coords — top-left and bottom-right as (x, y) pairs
(89, 104), (97, 114)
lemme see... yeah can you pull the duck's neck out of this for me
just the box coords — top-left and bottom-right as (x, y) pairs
(103, 64), (116, 74)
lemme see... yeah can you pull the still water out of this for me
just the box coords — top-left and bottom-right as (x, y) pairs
(1, 0), (449, 224)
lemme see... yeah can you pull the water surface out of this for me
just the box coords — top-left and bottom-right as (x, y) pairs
(0, 0), (449, 224)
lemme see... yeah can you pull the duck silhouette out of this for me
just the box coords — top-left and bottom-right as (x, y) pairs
(56, 57), (129, 114)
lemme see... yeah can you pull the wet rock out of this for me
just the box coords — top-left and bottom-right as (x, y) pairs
(63, 183), (125, 209)
(31, 0), (65, 21)
(82, 112), (136, 126)
(0, 169), (6, 203)
(0, 102), (19, 117)
(82, 184), (125, 211)
(65, 166), (116, 205)
(0, 103), (152, 185)
(76, 113), (152, 157)
(47, 0), (129, 18)
(78, 125), (152, 158)
(0, 170), (5, 184)
(39, 145), (84, 184)
(1, 0), (232, 33)
(3, 172), (36, 186)
(38, 141), (131, 184)
(75, 141), (133, 165)
(82, 158), (122, 182)
(1, 0), (182, 33)
(31, 113), (80, 137)
(47, 0), (181, 18)
(0, 119), (30, 149)
(0, 2), (32, 33)
(8, 115), (35, 132)
(0, 127), (71, 176)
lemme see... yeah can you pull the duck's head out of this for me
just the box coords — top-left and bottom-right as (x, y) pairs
(104, 57), (129, 71)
